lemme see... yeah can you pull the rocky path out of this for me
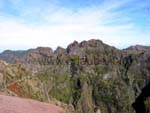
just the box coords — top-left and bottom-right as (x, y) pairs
(0, 95), (64, 113)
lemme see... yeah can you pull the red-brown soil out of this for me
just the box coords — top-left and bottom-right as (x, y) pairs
(7, 82), (26, 97)
(0, 95), (64, 113)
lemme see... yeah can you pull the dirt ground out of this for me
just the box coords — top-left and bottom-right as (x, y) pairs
(0, 95), (64, 113)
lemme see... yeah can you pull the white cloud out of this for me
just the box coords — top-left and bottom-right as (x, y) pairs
(0, 0), (149, 52)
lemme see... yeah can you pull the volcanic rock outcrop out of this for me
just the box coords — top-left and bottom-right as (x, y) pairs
(0, 39), (150, 113)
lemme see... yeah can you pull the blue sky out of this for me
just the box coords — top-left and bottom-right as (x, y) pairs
(0, 0), (150, 52)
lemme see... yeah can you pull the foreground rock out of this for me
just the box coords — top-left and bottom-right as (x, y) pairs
(0, 95), (64, 113)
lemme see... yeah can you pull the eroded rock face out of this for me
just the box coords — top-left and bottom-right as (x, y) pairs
(0, 39), (150, 113)
(0, 47), (53, 63)
(0, 95), (64, 113)
(55, 47), (66, 55)
(67, 41), (82, 55)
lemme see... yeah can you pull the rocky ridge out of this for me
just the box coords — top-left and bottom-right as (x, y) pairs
(0, 39), (150, 113)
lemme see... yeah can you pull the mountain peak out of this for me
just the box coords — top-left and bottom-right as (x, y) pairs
(55, 46), (66, 55)
(124, 45), (150, 52)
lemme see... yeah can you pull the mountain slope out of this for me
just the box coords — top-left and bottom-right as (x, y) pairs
(0, 39), (150, 113)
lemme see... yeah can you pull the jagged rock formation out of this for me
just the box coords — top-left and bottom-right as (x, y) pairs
(0, 39), (150, 113)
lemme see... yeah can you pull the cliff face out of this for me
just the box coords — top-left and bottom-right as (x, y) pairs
(0, 39), (150, 113)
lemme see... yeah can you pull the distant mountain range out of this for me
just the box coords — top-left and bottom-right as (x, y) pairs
(124, 45), (150, 52)
(0, 39), (150, 113)
(1, 39), (149, 64)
